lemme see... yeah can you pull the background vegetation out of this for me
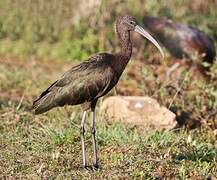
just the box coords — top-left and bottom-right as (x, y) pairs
(0, 0), (217, 179)
(0, 0), (216, 60)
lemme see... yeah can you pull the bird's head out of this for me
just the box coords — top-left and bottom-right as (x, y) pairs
(117, 14), (164, 58)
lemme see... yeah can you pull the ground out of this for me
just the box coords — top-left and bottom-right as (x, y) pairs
(1, 0), (217, 178)
(0, 55), (217, 179)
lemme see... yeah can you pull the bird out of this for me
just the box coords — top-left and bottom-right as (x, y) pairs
(32, 14), (164, 169)
(143, 16), (216, 63)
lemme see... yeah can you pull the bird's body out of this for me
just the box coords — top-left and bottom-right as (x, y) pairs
(32, 15), (164, 169)
(33, 53), (118, 113)
(143, 16), (216, 63)
(33, 52), (132, 114)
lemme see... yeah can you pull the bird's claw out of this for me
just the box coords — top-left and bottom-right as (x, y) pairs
(83, 164), (92, 171)
(82, 165), (100, 171)
(93, 163), (100, 170)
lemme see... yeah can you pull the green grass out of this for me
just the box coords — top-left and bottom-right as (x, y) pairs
(1, 109), (217, 179)
(0, 56), (217, 179)
(0, 0), (216, 60)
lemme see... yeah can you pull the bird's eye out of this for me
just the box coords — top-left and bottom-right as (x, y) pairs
(130, 21), (134, 25)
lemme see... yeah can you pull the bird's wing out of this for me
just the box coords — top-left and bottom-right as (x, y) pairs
(32, 53), (115, 114)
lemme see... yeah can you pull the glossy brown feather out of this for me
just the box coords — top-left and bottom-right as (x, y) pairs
(32, 53), (120, 114)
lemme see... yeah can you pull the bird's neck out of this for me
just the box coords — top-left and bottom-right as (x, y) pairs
(119, 31), (132, 60)
(115, 29), (132, 73)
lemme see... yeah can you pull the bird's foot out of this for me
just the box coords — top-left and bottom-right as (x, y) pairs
(83, 161), (90, 170)
(82, 164), (100, 171)
(93, 163), (100, 170)
(83, 164), (92, 171)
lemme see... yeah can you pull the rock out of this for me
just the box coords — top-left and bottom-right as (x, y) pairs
(100, 96), (177, 130)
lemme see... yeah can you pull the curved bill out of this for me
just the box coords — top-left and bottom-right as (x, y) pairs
(134, 25), (164, 58)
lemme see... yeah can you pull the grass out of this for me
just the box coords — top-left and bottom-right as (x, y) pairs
(0, 0), (216, 60)
(0, 0), (217, 178)
(0, 107), (217, 179)
(0, 56), (217, 179)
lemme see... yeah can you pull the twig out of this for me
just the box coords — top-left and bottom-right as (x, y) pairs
(168, 72), (189, 109)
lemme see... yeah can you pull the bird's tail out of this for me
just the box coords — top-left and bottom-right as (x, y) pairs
(32, 92), (57, 115)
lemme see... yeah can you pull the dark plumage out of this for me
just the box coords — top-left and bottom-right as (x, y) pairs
(33, 53), (117, 114)
(32, 14), (164, 169)
(143, 16), (216, 63)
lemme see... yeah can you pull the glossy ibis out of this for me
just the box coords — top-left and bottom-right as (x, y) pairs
(32, 15), (164, 169)
(143, 16), (216, 63)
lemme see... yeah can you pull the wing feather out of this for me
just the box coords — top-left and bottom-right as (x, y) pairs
(32, 53), (115, 114)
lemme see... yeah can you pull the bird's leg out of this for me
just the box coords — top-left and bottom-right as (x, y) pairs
(80, 111), (87, 168)
(90, 110), (99, 169)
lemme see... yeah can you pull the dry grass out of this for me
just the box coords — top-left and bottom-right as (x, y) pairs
(0, 0), (217, 178)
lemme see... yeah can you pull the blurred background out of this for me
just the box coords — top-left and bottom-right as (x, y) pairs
(0, 0), (217, 178)
(0, 0), (216, 60)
